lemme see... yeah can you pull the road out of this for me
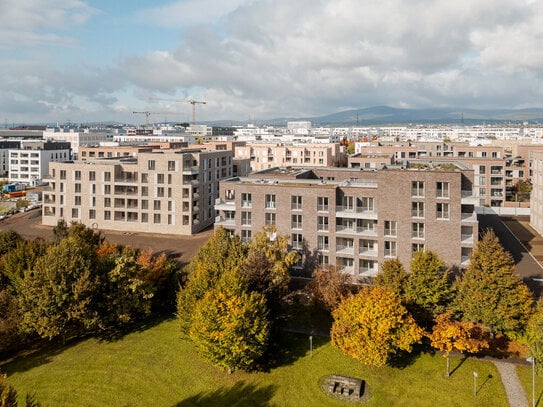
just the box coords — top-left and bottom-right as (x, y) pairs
(478, 214), (543, 297)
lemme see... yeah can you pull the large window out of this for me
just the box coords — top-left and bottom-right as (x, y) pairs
(291, 214), (302, 229)
(412, 222), (425, 239)
(317, 235), (329, 251)
(360, 197), (374, 211)
(241, 211), (252, 226)
(265, 194), (276, 209)
(436, 182), (450, 198)
(241, 192), (252, 208)
(384, 220), (397, 236)
(411, 181), (424, 197)
(291, 195), (302, 210)
(317, 216), (329, 231)
(291, 233), (303, 249)
(384, 241), (397, 257)
(265, 212), (276, 225)
(317, 196), (329, 211)
(437, 202), (450, 220)
(411, 201), (424, 217)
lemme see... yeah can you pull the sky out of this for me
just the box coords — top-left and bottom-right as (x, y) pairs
(1, 0), (543, 125)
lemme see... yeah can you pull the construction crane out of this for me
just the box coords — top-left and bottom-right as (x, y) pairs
(149, 98), (207, 125)
(132, 111), (152, 129)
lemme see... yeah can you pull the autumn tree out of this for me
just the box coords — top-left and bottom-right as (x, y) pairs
(189, 276), (269, 373)
(453, 229), (534, 337)
(177, 227), (246, 334)
(310, 265), (352, 311)
(375, 258), (408, 299)
(331, 286), (424, 367)
(525, 298), (543, 373)
(404, 250), (452, 326)
(429, 311), (489, 376)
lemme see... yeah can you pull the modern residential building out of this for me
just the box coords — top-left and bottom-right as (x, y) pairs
(530, 151), (543, 236)
(42, 148), (234, 235)
(216, 165), (478, 281)
(9, 140), (71, 185)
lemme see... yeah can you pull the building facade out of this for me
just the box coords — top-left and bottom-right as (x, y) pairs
(43, 149), (233, 235)
(216, 166), (477, 280)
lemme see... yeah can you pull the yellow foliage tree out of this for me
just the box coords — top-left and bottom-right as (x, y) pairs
(429, 311), (489, 376)
(331, 286), (424, 367)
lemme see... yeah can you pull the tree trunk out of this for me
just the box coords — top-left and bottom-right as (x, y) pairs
(446, 355), (450, 377)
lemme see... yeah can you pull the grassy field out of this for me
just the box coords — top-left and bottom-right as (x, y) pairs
(2, 317), (508, 407)
(517, 364), (543, 407)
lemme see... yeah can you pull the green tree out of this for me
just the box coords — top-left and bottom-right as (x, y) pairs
(1, 239), (47, 293)
(453, 229), (534, 337)
(177, 227), (246, 334)
(309, 265), (351, 311)
(331, 286), (424, 367)
(189, 277), (269, 373)
(429, 311), (489, 377)
(404, 250), (452, 325)
(0, 289), (23, 354)
(525, 298), (543, 373)
(18, 236), (101, 340)
(0, 230), (22, 258)
(375, 259), (408, 298)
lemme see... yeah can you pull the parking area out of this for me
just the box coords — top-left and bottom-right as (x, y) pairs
(0, 210), (214, 267)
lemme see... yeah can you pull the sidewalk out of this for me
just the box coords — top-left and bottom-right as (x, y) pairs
(494, 361), (529, 407)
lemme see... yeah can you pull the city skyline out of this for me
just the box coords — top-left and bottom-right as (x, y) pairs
(2, 0), (543, 125)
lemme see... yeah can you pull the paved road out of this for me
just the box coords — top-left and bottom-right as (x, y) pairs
(478, 215), (543, 297)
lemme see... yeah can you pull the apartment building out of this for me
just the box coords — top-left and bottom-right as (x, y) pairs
(530, 151), (543, 236)
(9, 140), (71, 185)
(78, 142), (188, 161)
(216, 166), (477, 281)
(42, 149), (233, 235)
(234, 142), (344, 172)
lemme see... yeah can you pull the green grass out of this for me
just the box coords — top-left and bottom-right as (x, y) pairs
(517, 364), (543, 407)
(2, 318), (508, 407)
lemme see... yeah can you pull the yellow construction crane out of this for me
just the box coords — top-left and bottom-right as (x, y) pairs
(149, 98), (207, 125)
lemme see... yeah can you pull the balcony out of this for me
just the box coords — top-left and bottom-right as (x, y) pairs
(182, 166), (200, 175)
(335, 206), (378, 219)
(461, 190), (478, 205)
(461, 212), (477, 223)
(358, 266), (378, 277)
(336, 245), (354, 255)
(359, 248), (378, 257)
(336, 225), (377, 237)
(114, 176), (138, 185)
(461, 256), (470, 267)
(214, 198), (236, 211)
(215, 215), (235, 226)
(461, 234), (474, 244)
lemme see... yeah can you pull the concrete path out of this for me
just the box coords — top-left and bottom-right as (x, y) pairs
(494, 361), (529, 407)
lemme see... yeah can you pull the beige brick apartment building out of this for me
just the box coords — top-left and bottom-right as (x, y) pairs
(216, 166), (478, 280)
(43, 149), (234, 235)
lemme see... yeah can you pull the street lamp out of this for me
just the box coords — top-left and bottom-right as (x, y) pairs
(527, 356), (535, 407)
(473, 371), (478, 396)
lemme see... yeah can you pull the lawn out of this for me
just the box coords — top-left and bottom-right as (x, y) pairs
(2, 318), (508, 407)
(517, 364), (543, 407)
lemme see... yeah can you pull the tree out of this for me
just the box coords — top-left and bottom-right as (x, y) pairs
(375, 259), (408, 299)
(453, 229), (534, 337)
(404, 250), (452, 326)
(189, 277), (269, 373)
(309, 265), (351, 311)
(1, 239), (47, 293)
(0, 374), (41, 407)
(331, 286), (424, 367)
(0, 230), (22, 257)
(18, 236), (101, 340)
(429, 311), (489, 376)
(177, 227), (245, 334)
(0, 289), (23, 354)
(525, 298), (543, 374)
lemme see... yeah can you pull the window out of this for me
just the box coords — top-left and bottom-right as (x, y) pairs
(265, 194), (276, 209)
(411, 181), (424, 197)
(89, 171), (96, 181)
(360, 197), (374, 211)
(141, 213), (148, 223)
(154, 213), (161, 224)
(148, 160), (155, 170)
(412, 222), (425, 239)
(241, 211), (252, 226)
(265, 212), (276, 225)
(74, 183), (81, 193)
(437, 202), (450, 220)
(104, 210), (111, 220)
(359, 239), (376, 254)
(317, 235), (329, 251)
(291, 233), (303, 249)
(317, 216), (329, 231)
(492, 151), (498, 158)
(241, 192), (252, 208)
(241, 230), (252, 243)
(168, 174), (172, 185)
(157, 173), (164, 184)
(104, 197), (111, 207)
(157, 187), (165, 197)
(154, 200), (161, 210)
(141, 173), (148, 183)
(74, 170), (81, 180)
(317, 196), (329, 211)
(384, 241), (397, 257)
(479, 176), (486, 186)
(411, 201), (424, 217)
(74, 196), (81, 206)
(479, 165), (486, 174)
(104, 185), (111, 194)
(141, 200), (148, 210)
(317, 255), (329, 265)
(436, 182), (450, 198)
(479, 187), (486, 196)
(71, 208), (79, 218)
(104, 171), (111, 182)
(89, 209), (96, 219)
(142, 186), (148, 196)
(168, 214), (173, 225)
(291, 195), (302, 210)
(291, 214), (302, 229)
(168, 160), (176, 171)
(384, 220), (397, 236)
(60, 170), (66, 180)
(412, 243), (425, 253)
